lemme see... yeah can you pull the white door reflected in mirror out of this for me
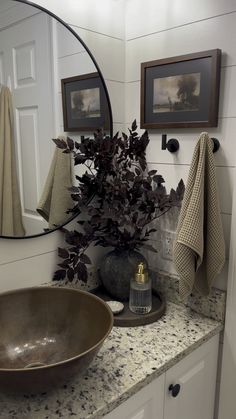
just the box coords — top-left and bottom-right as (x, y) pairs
(0, 0), (111, 238)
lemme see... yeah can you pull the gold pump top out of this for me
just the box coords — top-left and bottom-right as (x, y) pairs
(135, 262), (148, 284)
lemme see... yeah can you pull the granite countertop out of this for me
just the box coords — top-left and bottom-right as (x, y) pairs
(0, 302), (222, 419)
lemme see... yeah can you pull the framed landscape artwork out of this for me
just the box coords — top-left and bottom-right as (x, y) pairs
(61, 72), (109, 132)
(141, 49), (221, 129)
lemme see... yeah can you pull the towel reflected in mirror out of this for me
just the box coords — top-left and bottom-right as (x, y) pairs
(0, 85), (25, 236)
(36, 140), (74, 230)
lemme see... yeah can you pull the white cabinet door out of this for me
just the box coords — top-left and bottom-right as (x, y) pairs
(104, 374), (165, 419)
(164, 334), (219, 419)
(104, 334), (219, 419)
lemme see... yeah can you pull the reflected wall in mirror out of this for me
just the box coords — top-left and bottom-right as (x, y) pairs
(0, 0), (112, 238)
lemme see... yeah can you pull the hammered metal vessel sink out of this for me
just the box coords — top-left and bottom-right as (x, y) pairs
(0, 287), (113, 393)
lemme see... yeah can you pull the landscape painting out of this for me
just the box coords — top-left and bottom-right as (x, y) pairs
(153, 73), (200, 113)
(141, 49), (221, 128)
(61, 72), (109, 132)
(71, 87), (101, 119)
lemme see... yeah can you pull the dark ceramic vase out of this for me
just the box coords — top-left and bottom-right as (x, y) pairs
(99, 249), (148, 301)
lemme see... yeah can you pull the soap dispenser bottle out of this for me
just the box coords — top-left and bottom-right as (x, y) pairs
(129, 262), (152, 314)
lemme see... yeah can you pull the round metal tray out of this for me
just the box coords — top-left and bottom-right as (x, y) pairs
(92, 287), (166, 327)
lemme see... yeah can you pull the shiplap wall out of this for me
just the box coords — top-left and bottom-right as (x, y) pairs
(0, 0), (125, 293)
(125, 0), (236, 291)
(1, 0), (235, 294)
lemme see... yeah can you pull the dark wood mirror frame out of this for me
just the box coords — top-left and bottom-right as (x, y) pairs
(1, 0), (113, 240)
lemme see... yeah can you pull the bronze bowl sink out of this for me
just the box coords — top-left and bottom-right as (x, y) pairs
(0, 286), (113, 393)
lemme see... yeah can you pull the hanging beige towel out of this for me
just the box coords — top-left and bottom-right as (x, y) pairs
(0, 86), (25, 236)
(37, 143), (73, 229)
(173, 132), (225, 300)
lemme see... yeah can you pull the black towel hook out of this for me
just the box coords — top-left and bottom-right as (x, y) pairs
(161, 134), (220, 154)
(161, 134), (179, 153)
(211, 137), (220, 153)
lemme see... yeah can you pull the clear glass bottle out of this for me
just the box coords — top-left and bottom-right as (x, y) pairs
(129, 262), (152, 314)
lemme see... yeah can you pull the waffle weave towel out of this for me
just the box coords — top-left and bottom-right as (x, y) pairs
(0, 86), (25, 236)
(173, 132), (225, 300)
(37, 142), (73, 229)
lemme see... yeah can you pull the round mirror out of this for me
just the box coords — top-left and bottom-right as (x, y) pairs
(0, 0), (112, 239)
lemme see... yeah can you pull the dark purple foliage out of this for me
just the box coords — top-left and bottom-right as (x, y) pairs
(53, 121), (185, 282)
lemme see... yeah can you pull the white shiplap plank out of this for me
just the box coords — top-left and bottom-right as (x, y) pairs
(126, 13), (236, 81)
(56, 21), (85, 58)
(219, 66), (236, 118)
(58, 52), (96, 87)
(106, 80), (125, 124)
(216, 166), (235, 215)
(123, 116), (236, 168)
(31, 0), (125, 40)
(72, 26), (125, 82)
(222, 213), (232, 259)
(56, 29), (125, 89)
(0, 251), (57, 292)
(113, 122), (126, 135)
(147, 120), (236, 169)
(125, 0), (236, 40)
(0, 215), (81, 266)
(212, 260), (228, 291)
(125, 80), (140, 124)
(0, 2), (39, 30)
(123, 119), (236, 169)
(0, 231), (64, 266)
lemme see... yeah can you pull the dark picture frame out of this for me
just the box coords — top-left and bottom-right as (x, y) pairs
(61, 72), (110, 132)
(141, 49), (221, 129)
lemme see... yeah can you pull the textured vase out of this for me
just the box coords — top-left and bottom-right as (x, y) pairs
(99, 249), (148, 301)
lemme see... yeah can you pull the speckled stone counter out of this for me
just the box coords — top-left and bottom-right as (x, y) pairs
(0, 302), (222, 419)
